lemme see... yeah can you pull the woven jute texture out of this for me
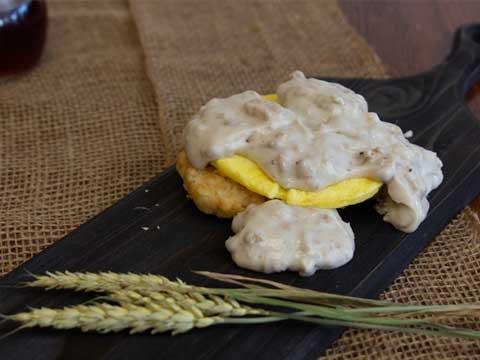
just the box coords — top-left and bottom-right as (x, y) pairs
(0, 0), (479, 358)
(129, 0), (388, 161)
(326, 208), (480, 359)
(0, 0), (168, 273)
(129, 0), (480, 358)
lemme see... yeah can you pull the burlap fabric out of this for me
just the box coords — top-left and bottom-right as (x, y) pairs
(1, 0), (479, 358)
(0, 0), (168, 272)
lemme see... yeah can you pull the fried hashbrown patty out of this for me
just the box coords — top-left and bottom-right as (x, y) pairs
(176, 151), (265, 218)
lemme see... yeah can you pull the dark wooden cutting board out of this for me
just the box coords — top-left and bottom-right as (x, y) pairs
(2, 24), (480, 360)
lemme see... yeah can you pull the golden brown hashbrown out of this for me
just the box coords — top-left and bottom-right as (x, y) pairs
(176, 151), (265, 218)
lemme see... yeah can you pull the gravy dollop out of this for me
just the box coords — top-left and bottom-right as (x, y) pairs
(226, 200), (354, 276)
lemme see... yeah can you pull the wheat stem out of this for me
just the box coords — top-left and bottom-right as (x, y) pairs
(108, 289), (265, 317)
(7, 271), (479, 341)
(7, 303), (224, 335)
(27, 271), (192, 293)
(27, 272), (266, 317)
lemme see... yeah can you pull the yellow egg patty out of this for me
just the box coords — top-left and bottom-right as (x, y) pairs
(212, 155), (382, 208)
(210, 93), (383, 208)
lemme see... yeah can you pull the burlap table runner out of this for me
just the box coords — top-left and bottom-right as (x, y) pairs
(0, 0), (479, 358)
(0, 0), (168, 272)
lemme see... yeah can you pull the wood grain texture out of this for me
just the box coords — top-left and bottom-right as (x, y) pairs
(1, 24), (480, 358)
(340, 0), (480, 213)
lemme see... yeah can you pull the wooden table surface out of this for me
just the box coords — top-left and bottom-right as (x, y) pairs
(339, 0), (480, 214)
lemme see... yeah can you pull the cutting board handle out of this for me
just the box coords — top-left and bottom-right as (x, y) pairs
(444, 23), (480, 96)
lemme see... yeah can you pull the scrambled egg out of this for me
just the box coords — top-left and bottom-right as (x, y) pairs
(212, 155), (382, 208)
(211, 94), (383, 209)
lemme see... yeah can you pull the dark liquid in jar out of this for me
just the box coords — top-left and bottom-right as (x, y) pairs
(0, 0), (47, 75)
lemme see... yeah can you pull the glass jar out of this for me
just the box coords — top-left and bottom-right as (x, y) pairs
(0, 0), (47, 75)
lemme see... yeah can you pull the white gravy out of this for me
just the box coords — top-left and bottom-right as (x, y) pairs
(184, 71), (443, 232)
(226, 200), (354, 276)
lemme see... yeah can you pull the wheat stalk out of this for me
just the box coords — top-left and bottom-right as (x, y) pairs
(6, 303), (225, 335)
(108, 289), (264, 317)
(27, 271), (190, 293)
(27, 272), (263, 317)
(3, 271), (480, 340)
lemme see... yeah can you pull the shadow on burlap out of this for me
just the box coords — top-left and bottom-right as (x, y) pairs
(0, 0), (479, 358)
